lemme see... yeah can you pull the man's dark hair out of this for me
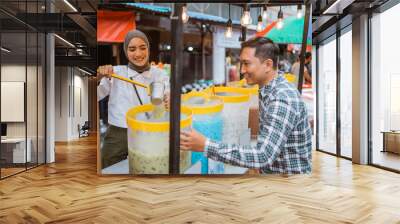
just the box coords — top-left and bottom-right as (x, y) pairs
(305, 52), (312, 60)
(240, 37), (280, 69)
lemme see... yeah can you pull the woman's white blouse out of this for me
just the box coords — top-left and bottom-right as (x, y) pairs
(97, 65), (169, 128)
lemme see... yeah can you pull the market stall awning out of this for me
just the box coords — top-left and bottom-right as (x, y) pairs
(256, 16), (312, 44)
(123, 3), (241, 25)
(124, 3), (171, 14)
(97, 10), (135, 43)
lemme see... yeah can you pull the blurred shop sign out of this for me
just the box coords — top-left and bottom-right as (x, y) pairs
(97, 10), (136, 43)
(214, 27), (241, 49)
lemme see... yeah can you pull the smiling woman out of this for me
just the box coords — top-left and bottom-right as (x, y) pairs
(97, 30), (170, 171)
(123, 31), (151, 72)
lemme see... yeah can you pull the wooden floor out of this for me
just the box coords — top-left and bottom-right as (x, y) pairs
(1, 164), (45, 178)
(1, 135), (400, 224)
(1, 167), (26, 178)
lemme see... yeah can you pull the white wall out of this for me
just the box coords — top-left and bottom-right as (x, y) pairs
(1, 65), (26, 139)
(72, 73), (89, 138)
(54, 67), (89, 141)
(1, 64), (46, 164)
(1, 65), (40, 138)
(55, 66), (69, 141)
(1, 66), (25, 130)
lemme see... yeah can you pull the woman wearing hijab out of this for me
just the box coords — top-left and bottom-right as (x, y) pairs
(97, 30), (170, 169)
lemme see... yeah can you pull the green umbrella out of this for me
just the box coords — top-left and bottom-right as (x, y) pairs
(266, 16), (312, 44)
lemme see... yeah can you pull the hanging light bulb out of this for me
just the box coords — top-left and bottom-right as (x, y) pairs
(276, 7), (284, 29)
(225, 19), (233, 38)
(182, 4), (189, 23)
(240, 5), (252, 26)
(256, 14), (263, 32)
(225, 4), (233, 38)
(297, 5), (303, 19)
(262, 5), (268, 20)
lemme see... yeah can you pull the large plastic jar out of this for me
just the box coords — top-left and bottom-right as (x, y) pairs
(226, 79), (246, 88)
(126, 105), (192, 174)
(182, 91), (224, 174)
(205, 87), (250, 145)
(204, 87), (250, 172)
(241, 85), (259, 139)
(228, 80), (259, 139)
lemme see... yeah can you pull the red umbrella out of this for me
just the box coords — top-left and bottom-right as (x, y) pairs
(255, 21), (277, 38)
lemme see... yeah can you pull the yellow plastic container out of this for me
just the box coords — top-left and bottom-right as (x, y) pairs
(126, 105), (192, 174)
(222, 80), (260, 139)
(182, 91), (224, 174)
(236, 80), (260, 139)
(226, 79), (246, 88)
(227, 79), (258, 104)
(204, 87), (250, 145)
(182, 91), (223, 115)
(284, 73), (296, 84)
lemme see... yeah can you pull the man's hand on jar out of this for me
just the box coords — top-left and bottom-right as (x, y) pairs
(180, 130), (206, 152)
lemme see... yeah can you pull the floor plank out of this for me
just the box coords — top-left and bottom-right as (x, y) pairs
(0, 135), (400, 224)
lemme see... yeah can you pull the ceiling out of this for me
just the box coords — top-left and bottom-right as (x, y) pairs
(0, 0), (97, 14)
(5, 0), (394, 67)
(0, 0), (98, 70)
(311, 0), (390, 43)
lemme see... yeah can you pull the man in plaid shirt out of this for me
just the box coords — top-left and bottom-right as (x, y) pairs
(180, 37), (312, 174)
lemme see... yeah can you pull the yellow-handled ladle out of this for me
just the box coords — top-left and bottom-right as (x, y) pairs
(111, 73), (165, 106)
(110, 73), (151, 95)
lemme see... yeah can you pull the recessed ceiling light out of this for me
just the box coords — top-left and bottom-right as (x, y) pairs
(322, 0), (353, 15)
(78, 67), (92, 76)
(54, 34), (75, 48)
(63, 0), (78, 12)
(1, 47), (11, 53)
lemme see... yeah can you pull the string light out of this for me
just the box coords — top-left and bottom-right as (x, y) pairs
(276, 6), (284, 29)
(182, 4), (189, 23)
(262, 5), (268, 20)
(297, 5), (303, 19)
(225, 4), (233, 38)
(225, 19), (233, 38)
(256, 9), (263, 32)
(240, 5), (252, 26)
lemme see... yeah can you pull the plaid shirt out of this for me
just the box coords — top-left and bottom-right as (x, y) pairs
(204, 74), (312, 174)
